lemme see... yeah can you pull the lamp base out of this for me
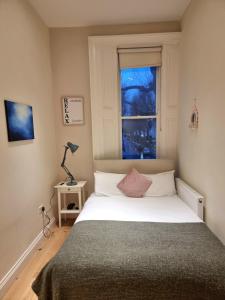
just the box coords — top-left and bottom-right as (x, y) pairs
(66, 179), (77, 186)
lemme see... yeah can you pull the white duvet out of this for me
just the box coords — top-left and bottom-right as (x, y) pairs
(76, 194), (202, 224)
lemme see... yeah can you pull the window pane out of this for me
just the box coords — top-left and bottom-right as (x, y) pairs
(120, 67), (156, 116)
(122, 119), (156, 159)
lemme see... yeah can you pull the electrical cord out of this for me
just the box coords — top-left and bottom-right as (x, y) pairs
(46, 190), (55, 214)
(42, 210), (51, 238)
(42, 177), (67, 238)
(41, 190), (55, 239)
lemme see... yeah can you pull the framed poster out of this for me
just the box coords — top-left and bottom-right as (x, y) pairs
(62, 96), (84, 125)
(4, 100), (35, 142)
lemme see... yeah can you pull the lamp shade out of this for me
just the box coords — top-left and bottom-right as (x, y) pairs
(67, 142), (79, 153)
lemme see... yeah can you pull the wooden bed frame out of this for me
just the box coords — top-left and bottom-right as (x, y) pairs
(93, 159), (205, 220)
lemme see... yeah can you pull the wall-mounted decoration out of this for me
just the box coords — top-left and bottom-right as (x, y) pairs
(4, 100), (35, 142)
(189, 98), (199, 129)
(62, 96), (84, 125)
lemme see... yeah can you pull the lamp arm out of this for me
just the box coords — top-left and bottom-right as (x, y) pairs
(62, 164), (75, 181)
(60, 144), (77, 185)
(61, 146), (68, 167)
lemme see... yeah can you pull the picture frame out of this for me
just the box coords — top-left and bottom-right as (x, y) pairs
(4, 99), (35, 142)
(62, 96), (84, 125)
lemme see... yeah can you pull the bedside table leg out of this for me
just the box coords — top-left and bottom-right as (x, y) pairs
(78, 191), (82, 211)
(82, 186), (85, 207)
(63, 193), (67, 223)
(58, 191), (61, 228)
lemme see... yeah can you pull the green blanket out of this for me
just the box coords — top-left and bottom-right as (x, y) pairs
(32, 221), (225, 300)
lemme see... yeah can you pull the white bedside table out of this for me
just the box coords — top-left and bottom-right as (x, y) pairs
(54, 181), (87, 227)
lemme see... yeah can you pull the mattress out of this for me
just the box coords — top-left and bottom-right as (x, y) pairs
(76, 193), (202, 224)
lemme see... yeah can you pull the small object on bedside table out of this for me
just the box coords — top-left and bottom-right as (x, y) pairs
(67, 202), (75, 210)
(54, 181), (87, 227)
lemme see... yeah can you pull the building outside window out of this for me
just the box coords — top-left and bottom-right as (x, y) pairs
(118, 47), (161, 160)
(120, 66), (157, 159)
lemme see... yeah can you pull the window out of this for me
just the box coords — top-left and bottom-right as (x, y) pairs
(89, 34), (180, 161)
(120, 66), (158, 159)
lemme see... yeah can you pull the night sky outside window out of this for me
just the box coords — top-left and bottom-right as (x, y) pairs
(121, 67), (156, 117)
(118, 47), (161, 160)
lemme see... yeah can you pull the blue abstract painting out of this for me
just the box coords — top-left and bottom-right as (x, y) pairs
(4, 100), (34, 142)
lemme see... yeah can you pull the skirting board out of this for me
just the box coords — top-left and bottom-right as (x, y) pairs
(0, 217), (56, 298)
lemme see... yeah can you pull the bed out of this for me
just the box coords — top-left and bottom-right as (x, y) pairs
(32, 160), (225, 300)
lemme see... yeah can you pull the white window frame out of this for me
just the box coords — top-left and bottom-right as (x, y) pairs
(119, 67), (161, 159)
(88, 32), (181, 160)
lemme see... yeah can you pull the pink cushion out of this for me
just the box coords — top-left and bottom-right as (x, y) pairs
(117, 168), (152, 198)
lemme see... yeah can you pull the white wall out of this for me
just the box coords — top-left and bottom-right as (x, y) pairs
(178, 0), (225, 244)
(50, 22), (180, 192)
(0, 0), (57, 281)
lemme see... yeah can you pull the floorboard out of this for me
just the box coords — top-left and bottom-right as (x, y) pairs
(2, 224), (71, 300)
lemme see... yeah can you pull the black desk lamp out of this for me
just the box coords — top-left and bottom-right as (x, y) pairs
(61, 142), (79, 186)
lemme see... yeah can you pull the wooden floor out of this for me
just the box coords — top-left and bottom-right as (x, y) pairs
(2, 224), (72, 300)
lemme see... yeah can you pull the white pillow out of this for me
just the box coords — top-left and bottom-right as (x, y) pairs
(94, 171), (125, 196)
(144, 170), (176, 196)
(94, 170), (176, 197)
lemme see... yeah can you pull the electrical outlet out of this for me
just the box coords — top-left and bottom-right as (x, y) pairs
(38, 205), (45, 215)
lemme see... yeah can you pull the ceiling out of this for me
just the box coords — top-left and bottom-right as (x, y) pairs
(28, 0), (191, 28)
